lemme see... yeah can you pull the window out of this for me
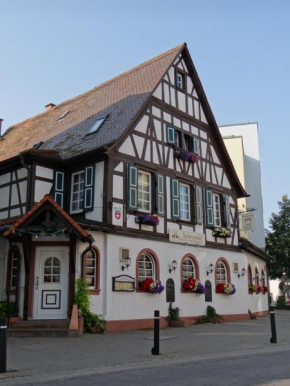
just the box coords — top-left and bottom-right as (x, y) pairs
(82, 247), (100, 293)
(58, 110), (70, 121)
(216, 261), (227, 284)
(255, 268), (259, 285)
(194, 185), (203, 225)
(175, 130), (182, 147)
(193, 137), (200, 155)
(88, 116), (107, 135)
(138, 171), (151, 212)
(9, 247), (21, 290)
(138, 252), (155, 285)
(179, 183), (190, 221)
(176, 71), (185, 90)
(43, 257), (60, 283)
(248, 266), (253, 285)
(261, 270), (266, 287)
(184, 134), (192, 151)
(71, 171), (85, 213)
(213, 193), (221, 227)
(182, 258), (196, 281)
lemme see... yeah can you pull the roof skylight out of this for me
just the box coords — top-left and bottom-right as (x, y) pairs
(58, 110), (70, 121)
(88, 116), (107, 135)
(33, 141), (43, 149)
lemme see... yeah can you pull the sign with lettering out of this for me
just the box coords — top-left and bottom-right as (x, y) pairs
(112, 275), (135, 292)
(169, 229), (205, 246)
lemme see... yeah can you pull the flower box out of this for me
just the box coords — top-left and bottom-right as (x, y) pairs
(135, 214), (159, 226)
(139, 278), (164, 294)
(256, 286), (263, 294)
(212, 227), (231, 238)
(248, 284), (256, 294)
(183, 278), (205, 294)
(174, 149), (200, 163)
(216, 283), (236, 295)
(262, 286), (268, 294)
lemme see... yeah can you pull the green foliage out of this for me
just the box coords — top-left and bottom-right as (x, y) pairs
(167, 303), (180, 321)
(195, 315), (210, 324)
(266, 195), (290, 279)
(74, 278), (106, 334)
(277, 296), (286, 308)
(0, 301), (17, 318)
(206, 306), (217, 318)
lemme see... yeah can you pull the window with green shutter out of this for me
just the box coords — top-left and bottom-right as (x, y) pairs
(84, 165), (95, 212)
(156, 173), (165, 216)
(223, 195), (231, 228)
(204, 188), (214, 226)
(127, 164), (138, 211)
(193, 137), (200, 155)
(166, 125), (176, 145)
(194, 185), (202, 225)
(53, 171), (65, 208)
(171, 178), (180, 219)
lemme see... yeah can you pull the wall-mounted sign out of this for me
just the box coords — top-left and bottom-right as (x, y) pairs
(242, 213), (255, 231)
(112, 275), (135, 292)
(112, 202), (123, 226)
(169, 229), (205, 246)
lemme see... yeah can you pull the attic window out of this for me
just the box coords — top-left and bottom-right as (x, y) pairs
(176, 71), (185, 90)
(33, 141), (43, 149)
(58, 110), (70, 121)
(88, 116), (107, 135)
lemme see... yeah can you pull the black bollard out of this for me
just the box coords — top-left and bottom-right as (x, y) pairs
(151, 310), (160, 355)
(0, 318), (7, 373)
(269, 306), (277, 344)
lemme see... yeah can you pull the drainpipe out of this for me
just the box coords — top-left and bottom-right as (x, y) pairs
(20, 155), (31, 210)
(103, 233), (108, 320)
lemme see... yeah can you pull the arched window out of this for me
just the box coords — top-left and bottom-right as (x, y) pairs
(248, 265), (253, 285)
(181, 255), (199, 284)
(7, 245), (21, 292)
(255, 267), (259, 285)
(261, 269), (266, 287)
(215, 259), (230, 284)
(136, 249), (160, 288)
(82, 246), (100, 294)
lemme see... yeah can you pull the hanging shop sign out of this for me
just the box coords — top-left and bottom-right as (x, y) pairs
(169, 229), (205, 246)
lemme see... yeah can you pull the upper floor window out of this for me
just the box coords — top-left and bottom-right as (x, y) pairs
(213, 193), (221, 227)
(88, 115), (107, 135)
(71, 171), (85, 213)
(179, 183), (190, 221)
(205, 190), (229, 228)
(176, 71), (185, 90)
(138, 171), (151, 212)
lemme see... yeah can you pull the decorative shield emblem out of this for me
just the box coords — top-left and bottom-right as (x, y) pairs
(115, 208), (121, 220)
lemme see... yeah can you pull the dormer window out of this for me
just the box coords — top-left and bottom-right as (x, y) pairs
(176, 71), (185, 90)
(88, 116), (107, 135)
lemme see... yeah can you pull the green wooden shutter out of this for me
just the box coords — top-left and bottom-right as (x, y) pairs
(127, 164), (138, 211)
(84, 165), (95, 211)
(156, 173), (165, 216)
(166, 125), (176, 145)
(194, 185), (202, 225)
(171, 178), (180, 219)
(53, 171), (64, 208)
(205, 188), (213, 226)
(223, 195), (230, 228)
(193, 137), (200, 155)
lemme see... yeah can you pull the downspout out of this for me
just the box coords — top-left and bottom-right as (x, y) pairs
(20, 155), (31, 211)
(103, 233), (108, 320)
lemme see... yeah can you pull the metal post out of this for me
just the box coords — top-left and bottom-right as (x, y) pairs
(269, 305), (277, 343)
(6, 288), (10, 329)
(0, 318), (7, 373)
(151, 310), (160, 355)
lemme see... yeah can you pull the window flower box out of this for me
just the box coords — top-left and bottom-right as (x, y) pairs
(139, 278), (164, 294)
(174, 149), (200, 163)
(212, 227), (231, 238)
(183, 278), (205, 294)
(248, 284), (256, 294)
(216, 283), (236, 295)
(135, 214), (159, 226)
(262, 286), (268, 294)
(256, 285), (263, 294)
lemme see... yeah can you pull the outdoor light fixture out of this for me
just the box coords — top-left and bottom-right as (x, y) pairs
(121, 256), (131, 271)
(207, 263), (214, 276)
(238, 267), (246, 278)
(169, 259), (177, 274)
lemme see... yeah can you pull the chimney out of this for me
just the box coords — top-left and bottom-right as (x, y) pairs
(45, 103), (56, 112)
(0, 118), (3, 137)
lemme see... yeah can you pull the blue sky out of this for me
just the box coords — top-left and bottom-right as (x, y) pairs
(1, 0), (289, 228)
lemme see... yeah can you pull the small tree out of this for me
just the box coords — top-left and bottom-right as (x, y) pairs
(266, 195), (290, 280)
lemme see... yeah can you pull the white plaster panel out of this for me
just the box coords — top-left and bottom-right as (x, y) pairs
(229, 196), (234, 205)
(156, 217), (164, 234)
(113, 175), (123, 200)
(191, 125), (198, 136)
(200, 107), (208, 124)
(163, 113), (172, 123)
(200, 130), (207, 140)
(211, 165), (217, 185)
(134, 115), (149, 134)
(223, 174), (231, 189)
(173, 117), (181, 128)
(158, 144), (163, 165)
(187, 97), (193, 116)
(10, 208), (21, 217)
(132, 135), (145, 159)
(112, 202), (124, 226)
(216, 167), (223, 185)
(144, 142), (151, 162)
(167, 223), (179, 233)
(127, 214), (139, 229)
(168, 67), (175, 84)
(141, 224), (154, 232)
(181, 59), (188, 73)
(168, 148), (174, 169)
(19, 181), (27, 204)
(201, 141), (207, 158)
(181, 225), (194, 232)
(205, 165), (210, 182)
(0, 187), (9, 208)
(114, 162), (124, 173)
(177, 62), (183, 70)
(153, 84), (162, 100)
(164, 83), (170, 104)
(12, 171), (16, 181)
(206, 228), (215, 242)
(164, 74), (170, 83)
(194, 163), (198, 178)
(11, 184), (19, 206)
(0, 173), (10, 185)
(17, 168), (28, 179)
(152, 107), (161, 118)
(187, 77), (193, 94)
(119, 137), (136, 157)
(35, 165), (53, 179)
(193, 89), (198, 98)
(210, 145), (220, 164)
(154, 119), (162, 141)
(153, 142), (159, 165)
(233, 232), (239, 246)
(182, 122), (189, 132)
(176, 161), (181, 173)
(194, 100), (200, 120)
(0, 211), (8, 219)
(177, 91), (186, 112)
(34, 180), (53, 202)
(85, 162), (104, 222)
(170, 87), (176, 107)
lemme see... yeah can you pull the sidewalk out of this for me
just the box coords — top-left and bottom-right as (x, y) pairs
(1, 310), (290, 385)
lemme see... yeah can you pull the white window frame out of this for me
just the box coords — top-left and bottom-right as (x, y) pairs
(10, 250), (20, 289)
(216, 261), (227, 284)
(176, 72), (184, 89)
(70, 170), (85, 214)
(179, 183), (190, 221)
(138, 252), (155, 284)
(182, 258), (196, 281)
(84, 249), (97, 289)
(138, 170), (151, 213)
(213, 193), (221, 227)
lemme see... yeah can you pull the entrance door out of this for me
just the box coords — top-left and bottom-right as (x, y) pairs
(33, 247), (69, 320)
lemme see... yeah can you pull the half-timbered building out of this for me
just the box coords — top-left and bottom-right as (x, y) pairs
(0, 43), (270, 332)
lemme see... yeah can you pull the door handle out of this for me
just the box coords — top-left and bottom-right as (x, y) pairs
(36, 277), (39, 289)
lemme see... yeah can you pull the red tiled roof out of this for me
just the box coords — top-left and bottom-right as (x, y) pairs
(4, 194), (90, 240)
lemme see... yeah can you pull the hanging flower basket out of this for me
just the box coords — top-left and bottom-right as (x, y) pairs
(216, 283), (236, 295)
(174, 149), (200, 163)
(139, 278), (164, 294)
(212, 227), (231, 238)
(248, 284), (256, 294)
(183, 278), (205, 294)
(135, 213), (159, 226)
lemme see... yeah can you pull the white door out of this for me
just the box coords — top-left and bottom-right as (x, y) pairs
(33, 247), (69, 320)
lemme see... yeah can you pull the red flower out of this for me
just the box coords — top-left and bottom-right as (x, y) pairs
(216, 284), (225, 293)
(140, 278), (154, 291)
(183, 278), (197, 290)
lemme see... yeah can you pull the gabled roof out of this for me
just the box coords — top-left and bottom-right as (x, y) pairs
(0, 44), (184, 162)
(3, 194), (92, 242)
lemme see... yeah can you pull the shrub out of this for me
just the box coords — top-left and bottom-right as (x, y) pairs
(0, 301), (17, 318)
(167, 303), (181, 321)
(277, 296), (286, 309)
(195, 315), (210, 324)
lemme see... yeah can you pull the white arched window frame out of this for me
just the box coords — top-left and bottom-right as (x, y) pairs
(255, 268), (259, 285)
(216, 261), (227, 284)
(182, 258), (196, 281)
(138, 252), (155, 285)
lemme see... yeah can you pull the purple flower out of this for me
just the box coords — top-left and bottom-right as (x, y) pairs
(150, 280), (164, 294)
(196, 282), (206, 294)
(136, 214), (159, 225)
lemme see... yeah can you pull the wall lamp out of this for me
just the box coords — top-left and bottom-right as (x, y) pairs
(121, 256), (131, 271)
(207, 263), (214, 276)
(238, 267), (246, 278)
(169, 259), (177, 274)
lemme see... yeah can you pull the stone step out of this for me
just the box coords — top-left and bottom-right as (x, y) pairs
(10, 320), (70, 330)
(7, 329), (80, 338)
